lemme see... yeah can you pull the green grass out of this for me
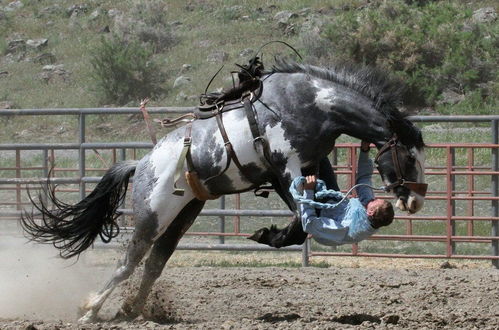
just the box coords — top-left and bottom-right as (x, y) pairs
(2, 0), (496, 111)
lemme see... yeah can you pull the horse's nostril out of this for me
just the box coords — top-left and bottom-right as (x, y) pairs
(408, 199), (416, 211)
(398, 195), (408, 203)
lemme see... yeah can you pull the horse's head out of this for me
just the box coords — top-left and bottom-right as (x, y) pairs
(374, 130), (427, 214)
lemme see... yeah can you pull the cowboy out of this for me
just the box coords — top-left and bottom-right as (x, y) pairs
(297, 141), (394, 246)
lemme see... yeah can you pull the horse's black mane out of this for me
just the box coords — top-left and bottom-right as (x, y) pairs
(271, 59), (404, 115)
(269, 59), (424, 148)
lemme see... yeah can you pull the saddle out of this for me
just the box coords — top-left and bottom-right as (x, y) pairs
(154, 57), (270, 201)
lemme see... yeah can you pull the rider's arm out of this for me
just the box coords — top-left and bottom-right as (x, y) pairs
(300, 190), (349, 246)
(355, 150), (375, 206)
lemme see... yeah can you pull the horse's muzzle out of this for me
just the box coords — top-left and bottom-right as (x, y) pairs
(403, 182), (428, 197)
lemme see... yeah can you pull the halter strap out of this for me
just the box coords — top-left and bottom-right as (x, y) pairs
(374, 135), (428, 197)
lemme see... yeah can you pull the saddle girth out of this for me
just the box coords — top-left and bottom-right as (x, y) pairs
(166, 56), (268, 199)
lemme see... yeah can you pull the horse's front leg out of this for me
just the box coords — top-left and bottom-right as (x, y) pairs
(248, 159), (305, 248)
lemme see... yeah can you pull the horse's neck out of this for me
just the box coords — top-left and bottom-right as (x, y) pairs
(323, 84), (392, 145)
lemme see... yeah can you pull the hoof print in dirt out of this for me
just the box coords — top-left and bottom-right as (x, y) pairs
(382, 314), (400, 325)
(440, 261), (457, 269)
(257, 312), (301, 323)
(331, 313), (381, 325)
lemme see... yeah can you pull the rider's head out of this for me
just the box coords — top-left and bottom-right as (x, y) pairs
(366, 199), (394, 228)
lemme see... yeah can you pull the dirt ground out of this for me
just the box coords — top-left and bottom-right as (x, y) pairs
(1, 258), (498, 330)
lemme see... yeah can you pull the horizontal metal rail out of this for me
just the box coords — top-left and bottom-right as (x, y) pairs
(94, 241), (303, 252)
(0, 108), (497, 121)
(310, 252), (499, 260)
(0, 107), (195, 116)
(3, 209), (497, 222)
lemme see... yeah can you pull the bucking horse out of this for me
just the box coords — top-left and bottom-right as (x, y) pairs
(21, 57), (427, 323)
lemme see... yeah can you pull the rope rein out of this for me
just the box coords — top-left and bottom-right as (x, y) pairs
(289, 176), (388, 210)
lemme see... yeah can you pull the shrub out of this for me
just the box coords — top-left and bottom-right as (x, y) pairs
(90, 35), (166, 105)
(313, 0), (498, 110)
(115, 0), (176, 53)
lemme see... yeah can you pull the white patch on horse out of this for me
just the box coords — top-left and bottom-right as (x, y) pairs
(284, 153), (302, 179)
(219, 111), (266, 189)
(148, 137), (195, 238)
(407, 146), (426, 213)
(191, 124), (227, 172)
(265, 122), (292, 154)
(313, 80), (337, 113)
(265, 122), (303, 177)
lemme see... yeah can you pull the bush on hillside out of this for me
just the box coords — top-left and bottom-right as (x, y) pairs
(306, 1), (498, 109)
(115, 0), (176, 53)
(91, 35), (166, 105)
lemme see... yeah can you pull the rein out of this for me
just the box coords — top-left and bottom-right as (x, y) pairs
(374, 135), (428, 197)
(289, 176), (386, 209)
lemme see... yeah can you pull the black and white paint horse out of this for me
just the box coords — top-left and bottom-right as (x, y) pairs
(21, 60), (426, 323)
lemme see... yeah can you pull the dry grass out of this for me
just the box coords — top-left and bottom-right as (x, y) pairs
(83, 248), (492, 270)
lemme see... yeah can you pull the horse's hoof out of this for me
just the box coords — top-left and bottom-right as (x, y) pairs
(78, 310), (101, 324)
(247, 227), (270, 244)
(114, 309), (139, 322)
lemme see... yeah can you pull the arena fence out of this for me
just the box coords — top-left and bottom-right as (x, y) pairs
(0, 108), (497, 268)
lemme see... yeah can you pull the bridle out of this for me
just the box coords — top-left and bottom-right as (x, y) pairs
(374, 135), (428, 197)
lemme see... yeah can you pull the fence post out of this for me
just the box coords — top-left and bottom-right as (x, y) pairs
(119, 148), (126, 226)
(492, 120), (498, 269)
(451, 148), (456, 255)
(445, 146), (453, 258)
(15, 150), (21, 211)
(79, 113), (86, 199)
(302, 237), (310, 267)
(219, 196), (225, 244)
(41, 149), (49, 206)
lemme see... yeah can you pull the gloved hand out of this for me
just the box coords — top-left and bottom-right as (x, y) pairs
(303, 175), (317, 191)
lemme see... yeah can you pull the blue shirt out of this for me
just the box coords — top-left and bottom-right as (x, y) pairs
(300, 151), (377, 246)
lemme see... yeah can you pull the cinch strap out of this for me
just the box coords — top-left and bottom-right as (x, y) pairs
(173, 122), (193, 196)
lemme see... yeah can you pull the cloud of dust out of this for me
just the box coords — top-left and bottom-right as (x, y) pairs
(0, 230), (115, 321)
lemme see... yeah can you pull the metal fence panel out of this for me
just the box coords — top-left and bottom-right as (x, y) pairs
(0, 108), (497, 267)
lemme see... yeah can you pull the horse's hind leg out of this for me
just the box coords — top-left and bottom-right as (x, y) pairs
(116, 198), (205, 320)
(78, 211), (159, 323)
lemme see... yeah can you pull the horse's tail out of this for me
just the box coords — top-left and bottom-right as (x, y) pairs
(20, 160), (138, 259)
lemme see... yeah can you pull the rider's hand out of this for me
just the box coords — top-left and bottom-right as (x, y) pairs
(303, 175), (317, 191)
(361, 141), (371, 152)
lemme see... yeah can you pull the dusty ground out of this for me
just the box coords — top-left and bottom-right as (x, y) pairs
(1, 227), (497, 329)
(1, 259), (498, 330)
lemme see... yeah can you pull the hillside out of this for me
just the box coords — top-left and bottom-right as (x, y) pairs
(0, 0), (497, 116)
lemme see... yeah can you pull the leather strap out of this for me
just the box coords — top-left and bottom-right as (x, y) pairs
(140, 98), (158, 145)
(173, 123), (193, 196)
(214, 105), (236, 174)
(374, 135), (428, 196)
(154, 113), (197, 127)
(167, 83), (268, 196)
(211, 99), (267, 187)
(244, 97), (261, 148)
(243, 98), (280, 197)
